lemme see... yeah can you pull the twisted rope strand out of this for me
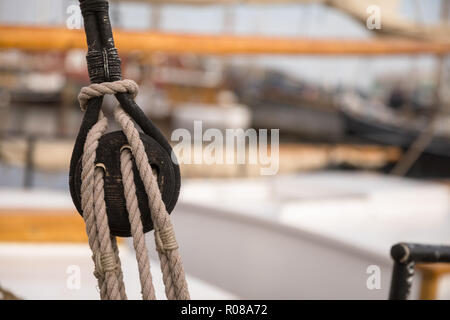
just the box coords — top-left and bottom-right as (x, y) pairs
(114, 106), (190, 300)
(80, 112), (126, 300)
(80, 113), (109, 299)
(93, 167), (125, 300)
(110, 236), (128, 300)
(120, 148), (157, 300)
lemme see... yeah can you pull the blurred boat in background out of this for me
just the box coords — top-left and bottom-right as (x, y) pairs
(227, 67), (344, 142)
(339, 87), (450, 178)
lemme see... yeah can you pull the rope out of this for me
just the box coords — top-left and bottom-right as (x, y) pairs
(120, 147), (156, 300)
(81, 112), (125, 300)
(114, 105), (190, 300)
(78, 79), (189, 300)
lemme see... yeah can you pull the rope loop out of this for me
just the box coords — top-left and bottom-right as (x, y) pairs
(78, 79), (138, 111)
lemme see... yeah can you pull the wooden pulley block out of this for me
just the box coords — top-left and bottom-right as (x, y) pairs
(71, 131), (180, 237)
(70, 0), (181, 238)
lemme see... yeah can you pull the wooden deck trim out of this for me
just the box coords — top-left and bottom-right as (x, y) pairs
(0, 209), (87, 243)
(416, 263), (450, 300)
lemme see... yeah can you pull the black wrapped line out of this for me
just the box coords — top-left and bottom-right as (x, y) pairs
(80, 0), (109, 16)
(80, 0), (121, 83)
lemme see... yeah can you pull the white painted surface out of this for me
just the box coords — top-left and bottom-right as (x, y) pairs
(172, 171), (449, 299)
(1, 171), (449, 299)
(179, 172), (450, 259)
(0, 189), (74, 209)
(0, 243), (236, 300)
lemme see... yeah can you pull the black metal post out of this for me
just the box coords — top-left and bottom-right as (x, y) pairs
(389, 242), (450, 300)
(68, 0), (181, 237)
(389, 261), (415, 300)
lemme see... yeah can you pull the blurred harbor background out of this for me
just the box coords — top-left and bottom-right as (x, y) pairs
(1, 0), (450, 300)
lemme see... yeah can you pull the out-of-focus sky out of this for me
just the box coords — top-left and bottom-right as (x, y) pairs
(0, 0), (446, 88)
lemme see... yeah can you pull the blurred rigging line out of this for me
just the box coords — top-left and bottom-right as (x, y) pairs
(390, 0), (449, 176)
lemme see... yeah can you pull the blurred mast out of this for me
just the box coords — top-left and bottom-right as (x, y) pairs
(151, 3), (161, 30)
(223, 0), (235, 33)
(221, 1), (236, 83)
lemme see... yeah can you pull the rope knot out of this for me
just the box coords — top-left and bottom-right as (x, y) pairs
(78, 79), (139, 112)
(155, 225), (179, 253)
(93, 251), (119, 281)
